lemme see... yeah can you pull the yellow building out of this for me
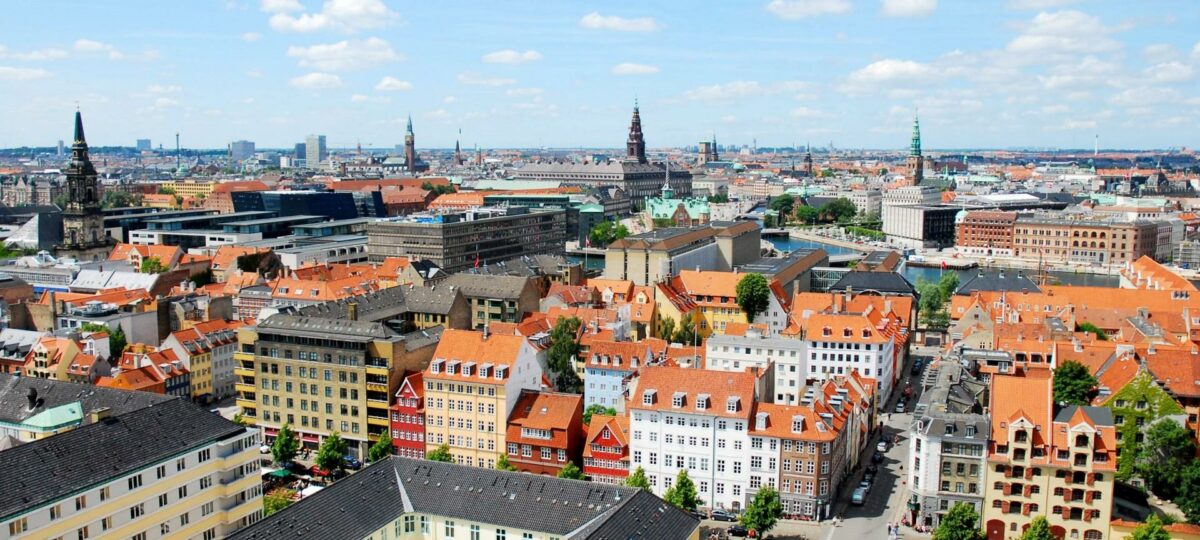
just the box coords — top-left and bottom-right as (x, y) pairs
(227, 456), (701, 540)
(0, 398), (262, 540)
(983, 371), (1116, 540)
(422, 329), (543, 469)
(161, 179), (217, 198)
(234, 314), (439, 457)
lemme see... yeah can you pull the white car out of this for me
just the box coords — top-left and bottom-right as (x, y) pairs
(876, 441), (889, 452)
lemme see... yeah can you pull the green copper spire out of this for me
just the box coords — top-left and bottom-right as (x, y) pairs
(406, 114), (413, 135)
(909, 111), (922, 157)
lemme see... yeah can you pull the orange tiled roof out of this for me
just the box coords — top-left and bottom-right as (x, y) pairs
(507, 390), (581, 434)
(583, 414), (629, 459)
(425, 329), (528, 382)
(989, 370), (1052, 448)
(211, 246), (270, 272)
(749, 402), (838, 442)
(629, 365), (757, 420)
(1121, 255), (1198, 292)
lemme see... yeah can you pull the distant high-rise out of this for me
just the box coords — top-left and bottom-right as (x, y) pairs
(294, 142), (306, 161)
(56, 140), (64, 156)
(625, 101), (647, 164)
(136, 138), (151, 152)
(229, 140), (256, 161)
(907, 113), (923, 185)
(305, 134), (327, 168)
(698, 133), (719, 165)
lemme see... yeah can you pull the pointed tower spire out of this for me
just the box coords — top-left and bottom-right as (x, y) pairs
(73, 109), (87, 146)
(907, 109), (924, 185)
(626, 99), (646, 163)
(406, 114), (414, 135)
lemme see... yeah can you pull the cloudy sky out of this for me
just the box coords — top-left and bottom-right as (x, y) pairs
(1, 0), (1197, 151)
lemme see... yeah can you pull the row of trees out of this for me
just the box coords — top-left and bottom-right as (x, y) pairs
(624, 467), (782, 536)
(655, 314), (696, 345)
(270, 424), (395, 471)
(916, 272), (959, 329)
(588, 220), (630, 247)
(934, 503), (1173, 540)
(769, 195), (859, 226)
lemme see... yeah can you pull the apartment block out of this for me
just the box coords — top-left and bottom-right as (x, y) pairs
(422, 329), (544, 469)
(389, 371), (426, 459)
(707, 326), (808, 405)
(504, 390), (585, 476)
(366, 206), (566, 272)
(234, 315), (441, 457)
(584, 413), (631, 484)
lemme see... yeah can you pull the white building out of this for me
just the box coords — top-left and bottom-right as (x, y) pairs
(627, 365), (761, 512)
(706, 327), (809, 405)
(797, 310), (900, 403)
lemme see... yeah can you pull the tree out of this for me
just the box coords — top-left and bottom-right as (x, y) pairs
(740, 486), (782, 536)
(271, 423), (300, 464)
(794, 205), (819, 225)
(1137, 419), (1197, 499)
(108, 326), (127, 359)
(1019, 516), (1054, 540)
(139, 256), (167, 274)
(625, 466), (651, 491)
(1053, 360), (1098, 406)
(655, 315), (676, 341)
(232, 413), (248, 426)
(557, 462), (585, 480)
(819, 198), (857, 223)
(496, 453), (517, 471)
(315, 432), (348, 473)
(707, 193), (729, 203)
(421, 181), (455, 195)
(769, 194), (795, 218)
(936, 272), (960, 300)
(263, 488), (296, 516)
(367, 433), (393, 463)
(583, 404), (617, 424)
(589, 220), (629, 247)
(100, 189), (134, 209)
(1176, 462), (1200, 523)
(663, 470), (701, 512)
(673, 315), (695, 345)
(736, 273), (771, 323)
(1076, 321), (1108, 340)
(1129, 515), (1172, 540)
(933, 503), (984, 540)
(427, 444), (453, 463)
(548, 316), (583, 393)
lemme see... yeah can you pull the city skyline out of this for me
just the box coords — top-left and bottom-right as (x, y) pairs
(0, 1), (1197, 150)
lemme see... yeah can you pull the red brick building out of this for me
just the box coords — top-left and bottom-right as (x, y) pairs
(955, 210), (1017, 257)
(505, 390), (585, 476)
(583, 414), (630, 484)
(390, 372), (426, 459)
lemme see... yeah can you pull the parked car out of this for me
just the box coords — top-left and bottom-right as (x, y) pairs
(259, 444), (271, 454)
(872, 451), (884, 464)
(895, 401), (907, 413)
(911, 359), (924, 375)
(877, 440), (889, 452)
(864, 470), (876, 484)
(858, 480), (872, 494)
(710, 510), (737, 522)
(728, 524), (749, 537)
(343, 455), (362, 470)
(851, 486), (868, 505)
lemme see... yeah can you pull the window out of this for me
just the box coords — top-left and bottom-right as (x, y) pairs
(75, 495), (87, 511)
(130, 503), (145, 519)
(8, 518), (27, 535)
(403, 516), (415, 533)
(444, 520), (455, 537)
(50, 504), (62, 520)
(420, 516), (429, 533)
(470, 525), (481, 540)
(128, 474), (143, 490)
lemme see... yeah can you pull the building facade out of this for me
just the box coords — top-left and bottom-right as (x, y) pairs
(584, 413), (631, 484)
(389, 371), (426, 459)
(504, 390), (585, 476)
(366, 207), (566, 272)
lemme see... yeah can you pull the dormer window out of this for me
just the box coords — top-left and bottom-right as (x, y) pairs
(479, 364), (491, 378)
(431, 360), (443, 374)
(862, 328), (871, 338)
(696, 394), (710, 410)
(756, 412), (769, 430)
(494, 366), (507, 380)
(726, 397), (739, 413)
(462, 363), (473, 377)
(446, 361), (458, 375)
(672, 392), (686, 408)
(643, 389), (657, 405)
(843, 328), (851, 337)
(791, 415), (805, 433)
(822, 327), (832, 337)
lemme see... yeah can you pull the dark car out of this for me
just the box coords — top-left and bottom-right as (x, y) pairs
(872, 450), (884, 463)
(710, 510), (737, 522)
(911, 359), (923, 375)
(343, 455), (362, 470)
(864, 470), (876, 484)
(728, 524), (749, 537)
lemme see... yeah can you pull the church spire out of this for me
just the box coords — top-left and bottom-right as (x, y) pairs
(909, 110), (922, 157)
(907, 110), (924, 185)
(73, 109), (87, 146)
(406, 114), (414, 136)
(626, 99), (647, 163)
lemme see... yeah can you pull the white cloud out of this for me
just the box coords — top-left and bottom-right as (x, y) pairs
(0, 66), (51, 81)
(1142, 44), (1178, 64)
(611, 63), (659, 75)
(146, 84), (182, 94)
(246, 69), (264, 78)
(764, 0), (851, 20)
(243, 98), (256, 104)
(790, 107), (828, 118)
(1007, 0), (1079, 9)
(350, 94), (389, 103)
(1040, 104), (1069, 114)
(457, 72), (516, 86)
(269, 0), (399, 32)
(2, 47), (68, 61)
(881, 0), (937, 17)
(578, 12), (663, 32)
(260, 0), (303, 13)
(843, 59), (935, 91)
(374, 76), (412, 91)
(288, 72), (343, 89)
(683, 81), (765, 101)
(1145, 61), (1194, 83)
(287, 37), (399, 71)
(506, 87), (543, 96)
(426, 109), (449, 119)
(482, 49), (542, 64)
(1192, 42), (1200, 60)
(1006, 11), (1120, 58)
(242, 32), (262, 42)
(73, 39), (123, 60)
(1059, 119), (1096, 130)
(442, 95), (457, 104)
(1109, 87), (1180, 107)
(722, 115), (738, 124)
(152, 97), (178, 109)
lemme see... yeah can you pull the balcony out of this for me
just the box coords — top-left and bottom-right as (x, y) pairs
(367, 415), (390, 427)
(234, 366), (255, 378)
(366, 381), (389, 394)
(235, 383), (256, 394)
(234, 351), (256, 362)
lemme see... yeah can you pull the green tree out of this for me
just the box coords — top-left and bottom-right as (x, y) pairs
(769, 194), (795, 218)
(108, 326), (127, 358)
(1129, 515), (1172, 540)
(271, 423), (300, 464)
(1076, 321), (1108, 340)
(1019, 516), (1054, 540)
(652, 218), (676, 229)
(1052, 360), (1098, 406)
(557, 462), (585, 480)
(157, 186), (176, 195)
(263, 488), (296, 516)
(819, 198), (857, 223)
(937, 272), (960, 300)
(663, 470), (701, 512)
(1137, 419), (1197, 499)
(740, 486), (783, 536)
(583, 404), (617, 424)
(421, 181), (455, 195)
(139, 256), (167, 274)
(624, 466), (651, 491)
(315, 432), (348, 473)
(100, 189), (134, 209)
(1176, 462), (1200, 523)
(232, 413), (248, 426)
(795, 205), (819, 225)
(932, 503), (985, 540)
(427, 444), (453, 462)
(367, 433), (393, 463)
(735, 273), (771, 323)
(548, 316), (583, 393)
(706, 193), (729, 203)
(496, 453), (517, 471)
(589, 221), (620, 247)
(672, 315), (695, 345)
(655, 314), (676, 341)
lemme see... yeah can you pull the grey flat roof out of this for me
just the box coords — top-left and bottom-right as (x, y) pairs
(146, 211), (273, 225)
(223, 215), (325, 227)
(291, 217), (375, 229)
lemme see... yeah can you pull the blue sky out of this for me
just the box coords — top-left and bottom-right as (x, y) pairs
(0, 0), (1197, 150)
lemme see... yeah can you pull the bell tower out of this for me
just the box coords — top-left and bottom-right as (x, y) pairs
(61, 110), (106, 250)
(625, 100), (647, 164)
(907, 112), (924, 185)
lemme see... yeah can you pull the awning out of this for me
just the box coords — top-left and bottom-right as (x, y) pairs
(268, 469), (293, 479)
